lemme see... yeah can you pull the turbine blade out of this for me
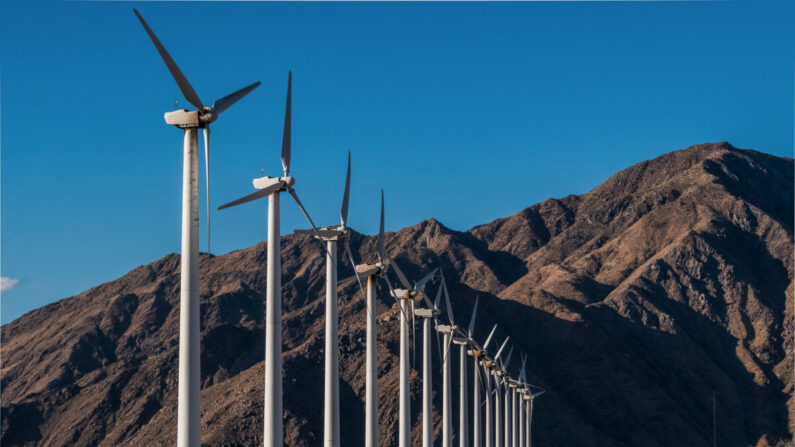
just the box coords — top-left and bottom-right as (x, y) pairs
(377, 189), (385, 261)
(288, 188), (333, 259)
(421, 284), (435, 309)
(203, 125), (211, 253)
(468, 295), (479, 337)
(218, 182), (283, 210)
(343, 241), (365, 296)
(390, 259), (412, 290)
(211, 81), (261, 115)
(380, 273), (410, 324)
(495, 337), (510, 360)
(504, 347), (514, 369)
(415, 268), (438, 292)
(519, 354), (527, 380)
(281, 71), (292, 176)
(442, 331), (454, 365)
(476, 361), (488, 391)
(483, 364), (492, 392)
(483, 324), (498, 350)
(133, 9), (203, 110)
(343, 240), (372, 321)
(433, 281), (443, 310)
(441, 271), (455, 327)
(340, 151), (351, 227)
(411, 299), (416, 370)
(435, 324), (443, 362)
(339, 274), (358, 283)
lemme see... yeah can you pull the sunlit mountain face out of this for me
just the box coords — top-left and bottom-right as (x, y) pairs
(2, 142), (792, 447)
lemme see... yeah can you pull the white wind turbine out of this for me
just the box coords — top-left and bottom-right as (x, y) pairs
(133, 10), (259, 447)
(452, 296), (479, 447)
(349, 192), (424, 447)
(414, 277), (444, 447)
(293, 152), (359, 447)
(475, 325), (499, 447)
(500, 347), (514, 447)
(219, 72), (327, 447)
(470, 323), (497, 447)
(392, 266), (439, 447)
(517, 365), (544, 447)
(511, 355), (527, 447)
(524, 388), (545, 447)
(435, 272), (463, 447)
(491, 338), (510, 447)
(351, 190), (402, 447)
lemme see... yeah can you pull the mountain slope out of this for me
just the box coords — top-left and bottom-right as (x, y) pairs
(2, 142), (792, 447)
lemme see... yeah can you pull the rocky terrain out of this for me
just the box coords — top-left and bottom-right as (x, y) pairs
(1, 142), (792, 446)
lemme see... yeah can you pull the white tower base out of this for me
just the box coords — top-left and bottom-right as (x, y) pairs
(177, 127), (200, 447)
(264, 192), (283, 447)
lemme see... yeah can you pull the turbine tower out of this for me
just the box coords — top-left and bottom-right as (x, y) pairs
(453, 296), (479, 447)
(133, 10), (259, 447)
(219, 72), (324, 447)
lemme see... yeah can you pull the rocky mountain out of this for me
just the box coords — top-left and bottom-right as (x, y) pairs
(2, 142), (792, 447)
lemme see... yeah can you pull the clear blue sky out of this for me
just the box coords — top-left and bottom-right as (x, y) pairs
(2, 0), (793, 324)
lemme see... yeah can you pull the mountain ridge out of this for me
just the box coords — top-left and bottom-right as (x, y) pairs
(2, 142), (792, 447)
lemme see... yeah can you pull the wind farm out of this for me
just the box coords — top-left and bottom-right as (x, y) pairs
(136, 9), (548, 446)
(1, 2), (794, 447)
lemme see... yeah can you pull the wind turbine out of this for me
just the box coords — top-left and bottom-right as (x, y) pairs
(133, 10), (259, 447)
(351, 191), (422, 447)
(293, 152), (357, 447)
(470, 323), (497, 447)
(516, 362), (544, 447)
(513, 355), (527, 447)
(500, 347), (514, 447)
(523, 389), (544, 447)
(452, 296), (479, 447)
(352, 190), (386, 447)
(219, 72), (325, 447)
(435, 272), (460, 447)
(491, 338), (510, 447)
(414, 278), (443, 447)
(475, 325), (498, 447)
(391, 266), (438, 447)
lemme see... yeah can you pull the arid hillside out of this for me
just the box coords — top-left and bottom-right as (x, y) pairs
(2, 142), (792, 446)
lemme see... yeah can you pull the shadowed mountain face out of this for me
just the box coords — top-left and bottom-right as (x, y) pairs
(2, 142), (792, 447)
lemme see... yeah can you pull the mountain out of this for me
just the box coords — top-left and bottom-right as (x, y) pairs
(1, 142), (792, 447)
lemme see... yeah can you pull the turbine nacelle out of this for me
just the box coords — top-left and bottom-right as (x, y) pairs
(436, 323), (457, 334)
(253, 175), (293, 190)
(355, 263), (383, 278)
(163, 108), (220, 129)
(164, 109), (201, 128)
(391, 288), (414, 300)
(295, 224), (348, 242)
(451, 336), (468, 346)
(414, 307), (440, 318)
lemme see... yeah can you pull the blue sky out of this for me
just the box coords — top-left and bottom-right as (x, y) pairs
(2, 0), (793, 324)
